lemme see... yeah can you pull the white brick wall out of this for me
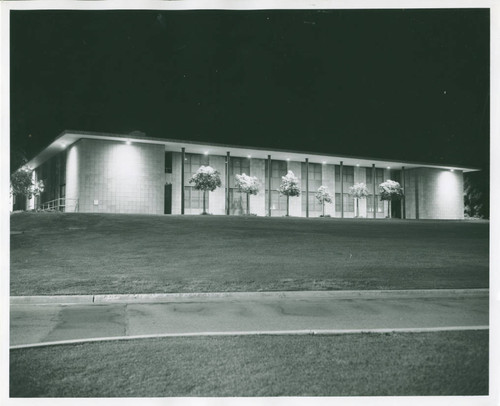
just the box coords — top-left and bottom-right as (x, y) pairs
(403, 168), (463, 219)
(69, 139), (164, 214)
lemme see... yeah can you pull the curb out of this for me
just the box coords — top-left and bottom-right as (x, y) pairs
(10, 325), (489, 350)
(10, 288), (489, 305)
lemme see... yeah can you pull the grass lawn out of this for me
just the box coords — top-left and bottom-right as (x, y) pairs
(10, 212), (489, 295)
(10, 330), (488, 397)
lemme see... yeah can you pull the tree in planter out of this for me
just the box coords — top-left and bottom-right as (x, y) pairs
(379, 179), (404, 218)
(234, 173), (260, 215)
(315, 186), (333, 217)
(188, 166), (222, 215)
(348, 182), (369, 217)
(10, 166), (45, 208)
(278, 170), (300, 216)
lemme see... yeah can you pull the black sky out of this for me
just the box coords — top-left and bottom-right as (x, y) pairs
(10, 9), (490, 168)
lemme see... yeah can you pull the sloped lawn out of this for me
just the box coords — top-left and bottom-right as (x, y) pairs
(10, 212), (489, 295)
(10, 330), (488, 397)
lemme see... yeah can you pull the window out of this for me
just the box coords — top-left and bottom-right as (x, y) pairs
(366, 167), (384, 213)
(335, 165), (354, 192)
(165, 152), (173, 173)
(367, 195), (384, 213)
(301, 162), (322, 191)
(184, 153), (209, 184)
(229, 157), (251, 214)
(184, 187), (208, 210)
(229, 189), (248, 215)
(265, 160), (287, 190)
(335, 193), (354, 212)
(229, 157), (251, 188)
(184, 153), (210, 210)
(302, 192), (323, 212)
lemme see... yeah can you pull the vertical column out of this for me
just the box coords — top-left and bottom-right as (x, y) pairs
(226, 151), (230, 215)
(267, 155), (272, 216)
(372, 164), (376, 219)
(340, 161), (344, 218)
(415, 171), (419, 220)
(181, 147), (185, 215)
(305, 158), (309, 218)
(401, 166), (406, 219)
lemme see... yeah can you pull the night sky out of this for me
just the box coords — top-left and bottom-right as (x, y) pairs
(10, 9), (489, 169)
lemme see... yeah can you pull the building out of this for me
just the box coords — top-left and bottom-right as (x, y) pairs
(20, 130), (479, 219)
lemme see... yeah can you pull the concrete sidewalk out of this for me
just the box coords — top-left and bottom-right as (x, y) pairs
(10, 289), (489, 348)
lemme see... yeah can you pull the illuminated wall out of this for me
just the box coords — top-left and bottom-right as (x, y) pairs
(404, 168), (464, 219)
(67, 139), (164, 214)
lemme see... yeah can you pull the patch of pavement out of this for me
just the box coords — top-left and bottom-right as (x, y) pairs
(10, 295), (489, 348)
(10, 288), (489, 305)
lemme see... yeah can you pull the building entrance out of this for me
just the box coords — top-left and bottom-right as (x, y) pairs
(164, 184), (172, 214)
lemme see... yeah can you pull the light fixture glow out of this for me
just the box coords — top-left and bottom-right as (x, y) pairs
(356, 164), (359, 167)
(387, 166), (391, 169)
(322, 161), (326, 164)
(450, 169), (454, 172)
(126, 141), (131, 145)
(286, 158), (290, 161)
(247, 155), (251, 158)
(204, 151), (208, 155)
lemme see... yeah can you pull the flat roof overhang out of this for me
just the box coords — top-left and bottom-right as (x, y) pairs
(24, 130), (481, 173)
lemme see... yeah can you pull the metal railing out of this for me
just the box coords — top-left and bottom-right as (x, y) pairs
(39, 198), (79, 212)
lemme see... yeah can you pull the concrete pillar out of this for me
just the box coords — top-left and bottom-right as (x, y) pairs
(340, 161), (344, 218)
(415, 171), (419, 220)
(267, 155), (272, 216)
(372, 164), (376, 219)
(305, 158), (309, 217)
(402, 166), (406, 219)
(226, 152), (230, 215)
(181, 147), (185, 215)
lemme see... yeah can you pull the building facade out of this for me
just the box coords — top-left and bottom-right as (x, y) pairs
(22, 130), (476, 219)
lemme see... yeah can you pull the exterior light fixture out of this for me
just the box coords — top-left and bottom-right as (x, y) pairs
(387, 166), (391, 169)
(247, 155), (251, 158)
(126, 141), (131, 145)
(286, 158), (290, 161)
(60, 143), (66, 148)
(356, 164), (359, 167)
(322, 161), (326, 165)
(451, 169), (454, 172)
(204, 151), (208, 155)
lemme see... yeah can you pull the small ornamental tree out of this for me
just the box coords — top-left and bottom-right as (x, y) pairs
(315, 186), (333, 217)
(189, 165), (222, 214)
(379, 179), (404, 218)
(349, 182), (369, 217)
(10, 166), (45, 204)
(278, 170), (300, 216)
(235, 173), (260, 215)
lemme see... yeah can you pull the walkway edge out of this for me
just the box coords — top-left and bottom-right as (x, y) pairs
(10, 288), (489, 305)
(10, 325), (489, 350)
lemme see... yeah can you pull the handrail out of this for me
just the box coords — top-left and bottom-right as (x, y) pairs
(39, 198), (79, 213)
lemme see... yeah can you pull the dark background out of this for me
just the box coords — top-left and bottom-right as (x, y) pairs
(9, 9), (490, 215)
